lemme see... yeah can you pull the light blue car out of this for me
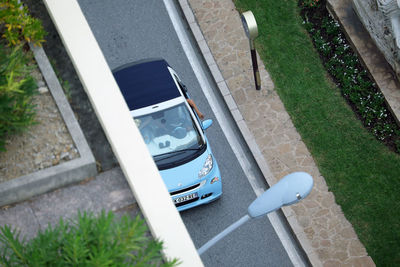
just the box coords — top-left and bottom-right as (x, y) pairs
(113, 59), (222, 211)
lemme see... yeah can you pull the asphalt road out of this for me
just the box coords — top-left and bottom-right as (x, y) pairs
(75, 0), (295, 266)
(31, 0), (295, 265)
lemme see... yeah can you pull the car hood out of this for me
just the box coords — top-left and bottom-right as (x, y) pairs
(160, 147), (210, 192)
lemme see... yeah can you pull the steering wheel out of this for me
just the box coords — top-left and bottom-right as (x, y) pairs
(171, 127), (187, 139)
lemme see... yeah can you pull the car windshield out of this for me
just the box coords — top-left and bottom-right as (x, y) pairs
(135, 102), (204, 167)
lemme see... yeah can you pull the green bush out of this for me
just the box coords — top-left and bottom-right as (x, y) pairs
(0, 44), (37, 151)
(0, 0), (46, 47)
(0, 210), (179, 266)
(299, 0), (321, 8)
(301, 1), (400, 151)
(0, 0), (47, 151)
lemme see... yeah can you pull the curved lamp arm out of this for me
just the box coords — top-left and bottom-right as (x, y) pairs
(198, 172), (313, 255)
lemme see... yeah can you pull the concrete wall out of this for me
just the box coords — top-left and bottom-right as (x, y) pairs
(352, 0), (400, 79)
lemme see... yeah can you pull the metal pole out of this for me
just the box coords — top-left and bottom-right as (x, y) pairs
(198, 214), (251, 255)
(241, 11), (260, 91)
(250, 40), (261, 90)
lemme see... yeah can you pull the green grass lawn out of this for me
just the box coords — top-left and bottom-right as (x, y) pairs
(233, 0), (400, 265)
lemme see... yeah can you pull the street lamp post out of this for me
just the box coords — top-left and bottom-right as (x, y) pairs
(241, 10), (261, 90)
(198, 172), (314, 255)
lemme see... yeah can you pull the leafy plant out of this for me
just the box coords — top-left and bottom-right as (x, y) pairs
(0, 0), (46, 47)
(0, 210), (179, 266)
(0, 43), (37, 151)
(299, 0), (321, 8)
(0, 0), (48, 151)
(302, 2), (400, 152)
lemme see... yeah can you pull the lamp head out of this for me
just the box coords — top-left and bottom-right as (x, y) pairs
(248, 172), (313, 218)
(241, 11), (258, 40)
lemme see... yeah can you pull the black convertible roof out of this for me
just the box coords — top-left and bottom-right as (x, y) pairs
(113, 59), (181, 110)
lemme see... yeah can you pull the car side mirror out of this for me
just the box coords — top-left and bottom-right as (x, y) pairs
(202, 119), (213, 130)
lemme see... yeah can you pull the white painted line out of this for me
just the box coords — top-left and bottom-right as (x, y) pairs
(167, 1), (306, 266)
(163, 0), (263, 196)
(43, 1), (203, 266)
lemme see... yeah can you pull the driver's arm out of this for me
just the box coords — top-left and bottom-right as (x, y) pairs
(187, 99), (204, 120)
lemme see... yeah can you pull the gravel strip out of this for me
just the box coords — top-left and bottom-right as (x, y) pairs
(0, 65), (79, 183)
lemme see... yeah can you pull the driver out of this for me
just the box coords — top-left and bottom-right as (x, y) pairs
(187, 99), (204, 120)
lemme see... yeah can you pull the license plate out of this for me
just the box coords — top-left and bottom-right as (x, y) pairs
(174, 192), (198, 204)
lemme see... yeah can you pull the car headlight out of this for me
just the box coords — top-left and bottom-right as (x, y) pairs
(198, 154), (213, 178)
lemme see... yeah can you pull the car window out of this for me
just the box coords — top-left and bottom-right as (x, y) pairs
(135, 103), (203, 158)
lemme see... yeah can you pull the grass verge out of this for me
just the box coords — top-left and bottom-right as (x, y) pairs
(234, 0), (400, 265)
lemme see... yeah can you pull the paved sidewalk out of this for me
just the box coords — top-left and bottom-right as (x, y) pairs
(0, 168), (139, 240)
(180, 0), (375, 266)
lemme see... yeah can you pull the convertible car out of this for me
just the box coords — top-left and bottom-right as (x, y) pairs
(113, 59), (222, 211)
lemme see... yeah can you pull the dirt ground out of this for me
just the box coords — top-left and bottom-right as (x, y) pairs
(0, 67), (79, 183)
(22, 0), (118, 171)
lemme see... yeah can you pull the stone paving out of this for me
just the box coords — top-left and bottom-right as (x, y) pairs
(181, 0), (376, 265)
(0, 168), (139, 241)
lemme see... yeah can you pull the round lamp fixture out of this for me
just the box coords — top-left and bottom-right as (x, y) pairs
(241, 11), (258, 41)
(241, 10), (261, 90)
